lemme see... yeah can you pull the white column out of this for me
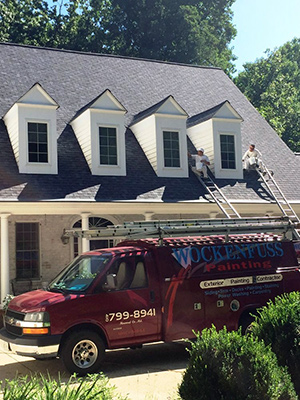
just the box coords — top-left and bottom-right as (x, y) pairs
(144, 212), (154, 221)
(1, 213), (11, 303)
(81, 212), (90, 253)
(209, 211), (219, 220)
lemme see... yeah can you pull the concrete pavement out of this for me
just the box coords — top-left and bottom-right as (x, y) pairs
(0, 339), (188, 400)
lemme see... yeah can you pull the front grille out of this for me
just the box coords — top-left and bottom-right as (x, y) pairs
(5, 308), (25, 336)
(6, 324), (22, 336)
(6, 309), (25, 321)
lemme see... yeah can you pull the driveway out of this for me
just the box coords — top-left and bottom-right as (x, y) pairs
(0, 339), (189, 400)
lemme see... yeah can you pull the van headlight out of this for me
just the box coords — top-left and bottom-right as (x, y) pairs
(24, 312), (50, 323)
(21, 312), (50, 334)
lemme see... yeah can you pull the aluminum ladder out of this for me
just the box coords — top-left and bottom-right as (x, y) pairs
(63, 216), (299, 241)
(191, 167), (241, 219)
(256, 163), (300, 223)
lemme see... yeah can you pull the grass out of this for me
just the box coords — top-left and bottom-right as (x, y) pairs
(1, 373), (128, 400)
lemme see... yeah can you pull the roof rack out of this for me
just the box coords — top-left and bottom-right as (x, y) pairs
(63, 216), (300, 243)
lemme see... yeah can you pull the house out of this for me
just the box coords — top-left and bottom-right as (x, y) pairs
(0, 42), (299, 300)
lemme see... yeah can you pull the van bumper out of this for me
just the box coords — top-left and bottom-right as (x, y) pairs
(0, 327), (61, 358)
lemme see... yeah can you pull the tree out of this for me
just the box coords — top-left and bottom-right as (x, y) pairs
(0, 0), (237, 74)
(235, 39), (300, 152)
(106, 0), (237, 73)
(0, 0), (51, 45)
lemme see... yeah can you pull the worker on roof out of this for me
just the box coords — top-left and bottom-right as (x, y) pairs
(242, 144), (262, 170)
(188, 148), (210, 179)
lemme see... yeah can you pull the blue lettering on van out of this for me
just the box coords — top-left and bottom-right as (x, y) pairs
(201, 247), (213, 262)
(171, 242), (284, 270)
(190, 247), (201, 263)
(171, 246), (191, 269)
(274, 242), (284, 256)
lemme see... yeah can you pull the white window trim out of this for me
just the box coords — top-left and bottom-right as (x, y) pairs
(156, 123), (188, 177)
(26, 119), (51, 166)
(162, 129), (181, 170)
(97, 124), (120, 168)
(218, 132), (238, 171)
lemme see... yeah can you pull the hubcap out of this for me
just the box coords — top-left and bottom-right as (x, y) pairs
(72, 339), (98, 369)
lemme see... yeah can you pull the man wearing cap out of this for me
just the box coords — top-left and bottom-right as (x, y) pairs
(188, 148), (210, 178)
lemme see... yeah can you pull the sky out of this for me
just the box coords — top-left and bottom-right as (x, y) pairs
(231, 0), (300, 74)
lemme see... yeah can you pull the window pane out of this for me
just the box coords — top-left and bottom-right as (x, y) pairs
(163, 131), (180, 168)
(39, 133), (47, 143)
(39, 154), (48, 163)
(99, 127), (117, 165)
(29, 153), (38, 162)
(28, 132), (37, 142)
(101, 155), (109, 164)
(16, 223), (39, 280)
(28, 122), (37, 132)
(39, 144), (48, 153)
(100, 136), (108, 146)
(29, 143), (38, 152)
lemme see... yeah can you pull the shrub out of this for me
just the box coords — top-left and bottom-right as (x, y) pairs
(1, 373), (126, 400)
(178, 326), (296, 400)
(251, 291), (300, 395)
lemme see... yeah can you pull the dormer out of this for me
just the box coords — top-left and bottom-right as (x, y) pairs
(70, 90), (127, 176)
(187, 101), (243, 179)
(130, 96), (189, 178)
(3, 83), (59, 174)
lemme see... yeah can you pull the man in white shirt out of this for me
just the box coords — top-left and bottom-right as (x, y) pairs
(188, 148), (210, 178)
(242, 144), (262, 170)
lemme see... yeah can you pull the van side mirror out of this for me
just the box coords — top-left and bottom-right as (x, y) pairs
(105, 274), (117, 290)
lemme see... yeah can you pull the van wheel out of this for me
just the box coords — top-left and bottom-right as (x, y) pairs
(240, 313), (255, 335)
(61, 330), (105, 375)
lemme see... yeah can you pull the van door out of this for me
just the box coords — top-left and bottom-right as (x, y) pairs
(96, 252), (162, 347)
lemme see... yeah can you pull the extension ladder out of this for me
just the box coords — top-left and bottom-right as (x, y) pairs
(256, 163), (300, 223)
(191, 167), (241, 219)
(63, 216), (299, 241)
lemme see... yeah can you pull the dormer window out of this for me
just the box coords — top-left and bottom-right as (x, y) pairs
(3, 83), (59, 174)
(187, 101), (243, 179)
(70, 90), (127, 176)
(28, 122), (48, 163)
(130, 96), (189, 178)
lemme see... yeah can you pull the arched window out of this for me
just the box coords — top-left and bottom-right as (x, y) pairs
(72, 217), (114, 257)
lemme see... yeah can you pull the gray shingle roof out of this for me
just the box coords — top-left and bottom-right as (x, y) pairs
(0, 42), (299, 203)
(187, 100), (234, 128)
(130, 95), (188, 126)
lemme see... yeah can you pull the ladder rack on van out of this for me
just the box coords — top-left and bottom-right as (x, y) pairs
(63, 216), (300, 242)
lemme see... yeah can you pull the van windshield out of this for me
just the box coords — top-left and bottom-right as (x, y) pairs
(48, 254), (112, 293)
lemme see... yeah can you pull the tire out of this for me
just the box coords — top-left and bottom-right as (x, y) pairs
(240, 313), (256, 335)
(61, 330), (105, 375)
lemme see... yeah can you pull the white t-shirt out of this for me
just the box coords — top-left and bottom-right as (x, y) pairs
(191, 154), (210, 170)
(242, 149), (261, 160)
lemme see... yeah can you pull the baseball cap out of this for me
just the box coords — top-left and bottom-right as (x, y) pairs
(197, 148), (204, 152)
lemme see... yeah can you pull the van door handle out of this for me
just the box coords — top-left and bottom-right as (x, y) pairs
(150, 290), (155, 303)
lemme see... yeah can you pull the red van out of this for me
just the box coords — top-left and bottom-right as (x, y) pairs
(1, 217), (300, 375)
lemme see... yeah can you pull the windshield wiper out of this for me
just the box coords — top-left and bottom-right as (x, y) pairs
(48, 287), (68, 294)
